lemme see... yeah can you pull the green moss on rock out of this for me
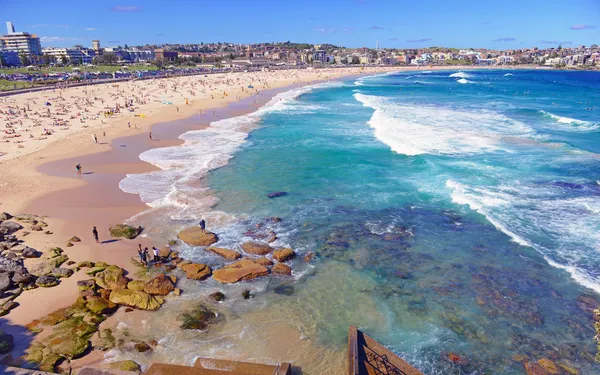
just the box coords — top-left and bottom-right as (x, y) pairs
(109, 224), (142, 239)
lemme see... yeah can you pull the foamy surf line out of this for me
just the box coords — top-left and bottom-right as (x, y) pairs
(119, 81), (343, 222)
(446, 179), (600, 294)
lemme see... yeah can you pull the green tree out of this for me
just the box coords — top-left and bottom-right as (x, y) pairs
(19, 52), (29, 66)
(42, 54), (51, 65)
(59, 54), (68, 65)
(0, 54), (6, 67)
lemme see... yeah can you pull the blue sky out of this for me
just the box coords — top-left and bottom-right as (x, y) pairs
(1, 0), (598, 49)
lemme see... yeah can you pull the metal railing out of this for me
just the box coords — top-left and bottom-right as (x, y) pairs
(361, 344), (409, 375)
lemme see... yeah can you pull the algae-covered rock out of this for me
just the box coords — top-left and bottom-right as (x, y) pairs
(45, 316), (96, 358)
(93, 328), (117, 351)
(94, 265), (129, 290)
(177, 227), (218, 246)
(240, 241), (273, 255)
(109, 289), (164, 310)
(52, 267), (74, 279)
(134, 342), (151, 352)
(109, 224), (142, 239)
(85, 296), (118, 315)
(78, 261), (94, 268)
(86, 266), (106, 275)
(25, 342), (63, 372)
(48, 247), (63, 258)
(209, 291), (225, 302)
(143, 274), (175, 295)
(77, 279), (96, 291)
(178, 304), (222, 330)
(30, 254), (69, 276)
(104, 360), (141, 372)
(69, 236), (81, 243)
(127, 280), (146, 292)
(36, 275), (59, 287)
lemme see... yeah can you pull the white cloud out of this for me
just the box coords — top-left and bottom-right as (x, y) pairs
(40, 36), (81, 42)
(84, 27), (97, 31)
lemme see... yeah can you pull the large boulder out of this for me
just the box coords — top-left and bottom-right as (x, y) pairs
(177, 227), (218, 246)
(108, 224), (142, 239)
(178, 304), (222, 330)
(181, 263), (212, 280)
(240, 241), (273, 255)
(253, 257), (273, 267)
(212, 260), (269, 284)
(273, 248), (295, 262)
(127, 280), (146, 292)
(0, 221), (22, 235)
(0, 272), (11, 294)
(267, 191), (288, 199)
(109, 289), (164, 310)
(36, 275), (59, 287)
(22, 246), (40, 258)
(52, 268), (74, 279)
(45, 316), (96, 359)
(77, 280), (96, 291)
(12, 270), (34, 284)
(102, 360), (141, 372)
(30, 254), (69, 276)
(143, 274), (175, 295)
(0, 212), (13, 221)
(206, 247), (241, 260)
(94, 265), (129, 290)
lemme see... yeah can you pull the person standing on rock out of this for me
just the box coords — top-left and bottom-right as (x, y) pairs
(142, 247), (149, 266)
(152, 247), (160, 263)
(92, 226), (99, 243)
(199, 219), (206, 234)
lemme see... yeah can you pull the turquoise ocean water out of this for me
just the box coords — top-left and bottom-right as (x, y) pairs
(121, 69), (600, 374)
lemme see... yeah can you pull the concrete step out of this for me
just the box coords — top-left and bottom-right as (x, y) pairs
(145, 361), (291, 375)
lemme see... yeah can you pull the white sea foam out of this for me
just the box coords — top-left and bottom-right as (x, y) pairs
(353, 93), (533, 155)
(456, 78), (472, 84)
(449, 72), (472, 79)
(120, 82), (336, 220)
(539, 110), (598, 131)
(504, 73), (513, 77)
(446, 179), (600, 293)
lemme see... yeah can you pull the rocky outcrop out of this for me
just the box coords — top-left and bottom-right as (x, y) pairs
(94, 265), (129, 290)
(181, 263), (212, 280)
(0, 332), (14, 354)
(206, 247), (241, 260)
(212, 260), (269, 284)
(253, 257), (273, 267)
(36, 275), (59, 287)
(85, 296), (118, 315)
(102, 360), (141, 372)
(77, 280), (96, 291)
(127, 280), (146, 292)
(209, 291), (225, 302)
(177, 227), (218, 246)
(52, 267), (74, 279)
(267, 191), (288, 199)
(143, 274), (175, 295)
(108, 224), (142, 239)
(273, 248), (295, 262)
(240, 241), (273, 255)
(108, 289), (164, 310)
(273, 262), (292, 276)
(21, 246), (40, 258)
(178, 304), (222, 330)
(69, 236), (81, 243)
(0, 221), (22, 235)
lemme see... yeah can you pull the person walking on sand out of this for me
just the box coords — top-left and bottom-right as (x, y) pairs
(152, 246), (160, 263)
(92, 226), (99, 243)
(75, 163), (82, 176)
(149, 132), (152, 140)
(93, 134), (98, 143)
(199, 219), (206, 234)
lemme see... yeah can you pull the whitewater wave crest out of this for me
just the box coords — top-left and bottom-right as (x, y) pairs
(449, 72), (472, 79)
(539, 110), (598, 131)
(354, 93), (533, 155)
(456, 78), (472, 84)
(446, 179), (600, 293)
(120, 83), (335, 220)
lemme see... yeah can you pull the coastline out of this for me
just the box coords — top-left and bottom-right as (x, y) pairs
(1, 64), (582, 373)
(0, 66), (402, 371)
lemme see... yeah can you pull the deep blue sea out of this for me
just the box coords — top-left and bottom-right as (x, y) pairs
(121, 69), (600, 374)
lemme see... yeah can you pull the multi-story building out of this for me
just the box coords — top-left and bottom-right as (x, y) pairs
(0, 22), (42, 57)
(42, 47), (95, 64)
(313, 50), (327, 63)
(92, 40), (102, 55)
(155, 49), (178, 61)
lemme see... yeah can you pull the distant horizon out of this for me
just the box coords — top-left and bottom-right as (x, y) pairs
(1, 0), (598, 49)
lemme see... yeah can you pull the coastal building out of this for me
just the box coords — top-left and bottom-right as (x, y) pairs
(155, 49), (178, 62)
(0, 50), (19, 66)
(0, 22), (42, 57)
(92, 40), (102, 55)
(42, 47), (96, 64)
(313, 50), (327, 63)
